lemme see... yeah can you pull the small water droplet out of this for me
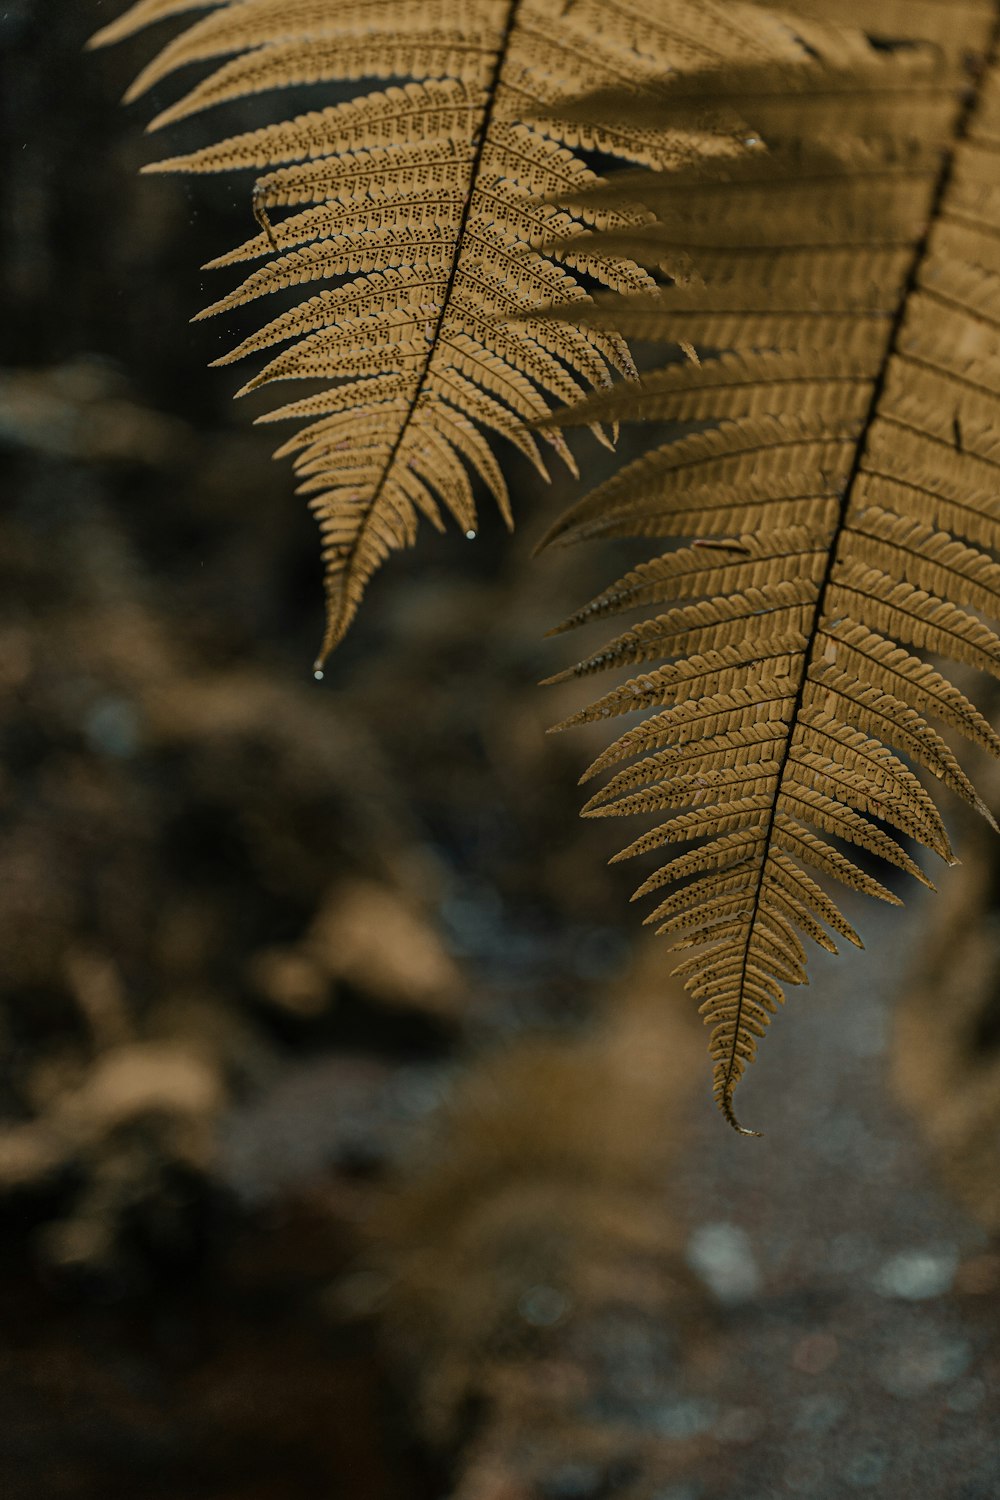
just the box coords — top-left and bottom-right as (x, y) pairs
(313, 669), (324, 681)
(465, 529), (477, 540)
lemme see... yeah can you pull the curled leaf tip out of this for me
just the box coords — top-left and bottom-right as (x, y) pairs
(722, 1090), (762, 1138)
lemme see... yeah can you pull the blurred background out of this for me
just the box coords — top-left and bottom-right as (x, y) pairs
(2, 5), (999, 1497)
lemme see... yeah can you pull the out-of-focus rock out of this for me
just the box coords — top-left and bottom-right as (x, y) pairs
(57, 1041), (224, 1153)
(309, 879), (465, 1020)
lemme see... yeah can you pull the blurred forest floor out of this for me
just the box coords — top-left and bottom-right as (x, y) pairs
(2, 6), (1000, 1499)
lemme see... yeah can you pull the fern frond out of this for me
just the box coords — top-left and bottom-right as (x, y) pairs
(93, 0), (821, 666)
(541, 11), (1000, 1131)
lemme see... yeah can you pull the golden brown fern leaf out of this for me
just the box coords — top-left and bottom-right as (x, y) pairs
(90, 0), (818, 668)
(539, 9), (1000, 1132)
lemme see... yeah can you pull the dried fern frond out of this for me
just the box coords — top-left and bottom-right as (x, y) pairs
(540, 11), (1000, 1131)
(90, 0), (827, 668)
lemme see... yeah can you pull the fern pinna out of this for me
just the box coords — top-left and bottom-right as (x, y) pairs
(542, 4), (1000, 1129)
(90, 0), (818, 669)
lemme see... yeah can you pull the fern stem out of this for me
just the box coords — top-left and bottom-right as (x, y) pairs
(315, 0), (524, 669)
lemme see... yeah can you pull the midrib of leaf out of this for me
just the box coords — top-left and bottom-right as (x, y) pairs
(720, 27), (1000, 1136)
(315, 0), (523, 670)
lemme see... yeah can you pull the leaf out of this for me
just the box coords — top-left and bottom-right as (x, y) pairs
(91, 0), (814, 667)
(541, 7), (1000, 1132)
